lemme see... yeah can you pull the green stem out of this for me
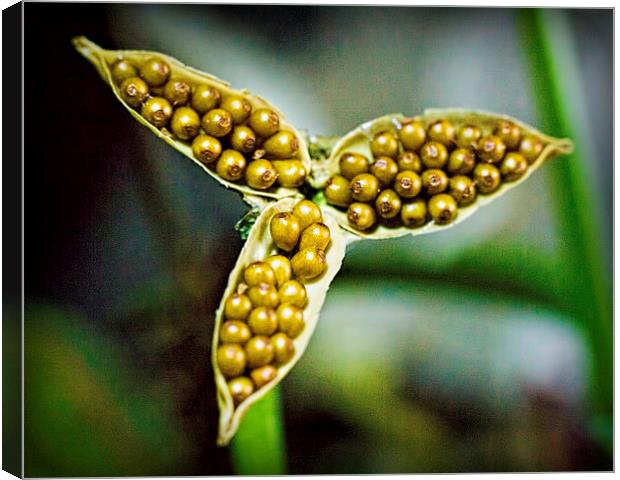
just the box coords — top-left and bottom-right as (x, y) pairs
(230, 387), (287, 475)
(518, 8), (612, 422)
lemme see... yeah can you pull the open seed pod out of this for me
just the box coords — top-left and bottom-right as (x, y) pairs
(310, 109), (573, 239)
(72, 36), (310, 200)
(212, 197), (346, 446)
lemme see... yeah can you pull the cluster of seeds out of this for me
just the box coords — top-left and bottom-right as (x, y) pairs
(110, 56), (306, 190)
(216, 200), (329, 406)
(323, 118), (545, 231)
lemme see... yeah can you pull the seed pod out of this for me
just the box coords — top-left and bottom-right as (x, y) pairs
(278, 280), (307, 308)
(349, 173), (380, 202)
(230, 126), (257, 154)
(449, 175), (477, 206)
(248, 307), (278, 336)
(221, 95), (252, 124)
(339, 153), (370, 180)
(170, 106), (201, 141)
(111, 59), (138, 83)
(163, 79), (191, 107)
(371, 131), (399, 159)
(249, 108), (280, 138)
(420, 141), (449, 169)
(371, 156), (399, 187)
(192, 134), (222, 165)
(269, 212), (301, 252)
(299, 223), (331, 251)
(398, 120), (426, 151)
(421, 169), (449, 195)
(375, 189), (402, 219)
(216, 150), (246, 182)
(73, 37), (310, 199)
(428, 194), (458, 225)
(272, 160), (306, 187)
(119, 76), (149, 108)
(324, 175), (353, 207)
(245, 159), (278, 190)
(291, 248), (327, 282)
(263, 131), (299, 159)
(212, 198), (346, 445)
(192, 84), (221, 113)
(202, 108), (233, 138)
(397, 151), (422, 173)
(394, 171), (422, 198)
(292, 199), (323, 231)
(250, 365), (278, 389)
(310, 111), (571, 239)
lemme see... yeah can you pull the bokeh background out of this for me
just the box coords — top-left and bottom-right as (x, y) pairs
(22, 4), (612, 475)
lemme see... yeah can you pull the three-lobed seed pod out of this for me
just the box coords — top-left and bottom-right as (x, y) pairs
(75, 37), (574, 447)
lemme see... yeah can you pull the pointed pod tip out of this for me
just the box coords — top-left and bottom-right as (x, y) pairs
(554, 138), (574, 155)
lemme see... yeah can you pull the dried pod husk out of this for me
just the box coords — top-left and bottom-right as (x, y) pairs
(72, 36), (310, 200)
(310, 109), (573, 240)
(212, 198), (346, 446)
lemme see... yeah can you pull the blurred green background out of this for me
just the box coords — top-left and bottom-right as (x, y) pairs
(23, 5), (612, 475)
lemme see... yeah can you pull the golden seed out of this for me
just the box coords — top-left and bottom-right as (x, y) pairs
(272, 160), (307, 188)
(276, 304), (305, 338)
(247, 283), (280, 308)
(192, 134), (222, 165)
(215, 149), (246, 181)
(243, 261), (276, 287)
(220, 320), (252, 344)
(263, 131), (299, 159)
(248, 307), (278, 336)
(371, 131), (399, 159)
(278, 280), (307, 308)
(245, 335), (274, 369)
(347, 202), (376, 231)
(299, 223), (331, 251)
(339, 153), (370, 180)
(228, 376), (254, 405)
(217, 344), (246, 378)
(245, 159), (278, 190)
(264, 255), (292, 287)
(224, 293), (252, 321)
(291, 247), (327, 282)
(271, 332), (295, 365)
(250, 365), (278, 389)
(270, 212), (301, 252)
(292, 200), (323, 231)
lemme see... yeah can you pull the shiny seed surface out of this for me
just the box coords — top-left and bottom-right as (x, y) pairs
(291, 247), (326, 282)
(270, 212), (301, 252)
(339, 153), (370, 180)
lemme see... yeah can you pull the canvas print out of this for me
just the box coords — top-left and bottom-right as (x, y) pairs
(8, 3), (613, 476)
